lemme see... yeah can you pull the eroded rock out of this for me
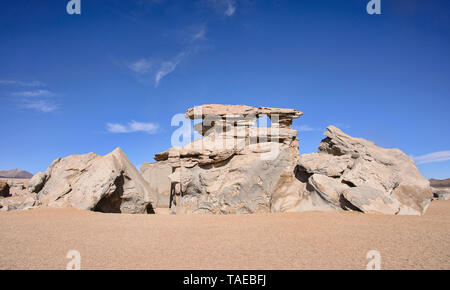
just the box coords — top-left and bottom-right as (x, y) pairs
(154, 104), (304, 214)
(140, 161), (172, 208)
(29, 148), (155, 213)
(0, 180), (10, 197)
(150, 106), (432, 216)
(297, 126), (432, 215)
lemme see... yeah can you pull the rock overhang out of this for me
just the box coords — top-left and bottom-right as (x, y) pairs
(185, 104), (303, 121)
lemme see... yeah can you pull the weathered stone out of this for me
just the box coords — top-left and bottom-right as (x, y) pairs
(155, 104), (304, 214)
(29, 148), (155, 214)
(5, 179), (24, 190)
(28, 172), (47, 193)
(309, 126), (432, 215)
(140, 161), (172, 208)
(185, 104), (259, 119)
(342, 187), (400, 214)
(298, 153), (354, 177)
(0, 179), (31, 200)
(434, 191), (450, 200)
(186, 104), (303, 136)
(168, 144), (302, 214)
(0, 180), (10, 197)
(0, 194), (39, 211)
(431, 186), (450, 200)
(308, 174), (349, 208)
(185, 104), (303, 121)
(150, 106), (433, 216)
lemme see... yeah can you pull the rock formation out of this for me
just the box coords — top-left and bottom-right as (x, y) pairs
(28, 147), (155, 213)
(151, 104), (304, 214)
(431, 189), (450, 201)
(0, 179), (39, 211)
(3, 104), (434, 216)
(140, 161), (172, 208)
(430, 178), (450, 200)
(0, 180), (10, 197)
(0, 195), (39, 212)
(296, 126), (433, 215)
(149, 105), (433, 215)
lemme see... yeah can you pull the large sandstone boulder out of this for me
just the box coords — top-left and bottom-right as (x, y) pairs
(28, 148), (155, 213)
(297, 126), (433, 215)
(140, 161), (172, 208)
(154, 104), (304, 214)
(28, 172), (47, 193)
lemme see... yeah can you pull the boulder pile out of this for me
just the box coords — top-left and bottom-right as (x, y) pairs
(296, 126), (432, 215)
(145, 104), (433, 215)
(430, 178), (450, 200)
(0, 179), (38, 211)
(2, 104), (434, 215)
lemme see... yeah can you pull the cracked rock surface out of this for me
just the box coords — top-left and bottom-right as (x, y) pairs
(28, 148), (155, 214)
(297, 126), (433, 215)
(148, 105), (432, 215)
(151, 104), (304, 214)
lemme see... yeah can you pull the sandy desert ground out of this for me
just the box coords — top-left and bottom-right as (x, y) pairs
(0, 201), (449, 270)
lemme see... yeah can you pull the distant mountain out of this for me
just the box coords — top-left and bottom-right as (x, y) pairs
(0, 169), (33, 179)
(430, 178), (450, 188)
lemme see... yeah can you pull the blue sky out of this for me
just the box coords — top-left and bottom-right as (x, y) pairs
(0, 0), (449, 179)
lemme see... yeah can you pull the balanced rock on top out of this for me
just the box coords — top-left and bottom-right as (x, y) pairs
(151, 104), (304, 214)
(146, 105), (433, 215)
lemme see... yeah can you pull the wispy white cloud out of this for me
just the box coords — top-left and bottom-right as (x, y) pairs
(412, 151), (450, 165)
(207, 0), (236, 16)
(127, 59), (153, 74)
(106, 121), (159, 134)
(0, 79), (45, 87)
(126, 26), (206, 87)
(155, 52), (185, 87)
(297, 125), (321, 132)
(1, 80), (59, 113)
(11, 89), (54, 97)
(21, 99), (58, 113)
(224, 0), (236, 16)
(106, 123), (129, 133)
(192, 26), (206, 41)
